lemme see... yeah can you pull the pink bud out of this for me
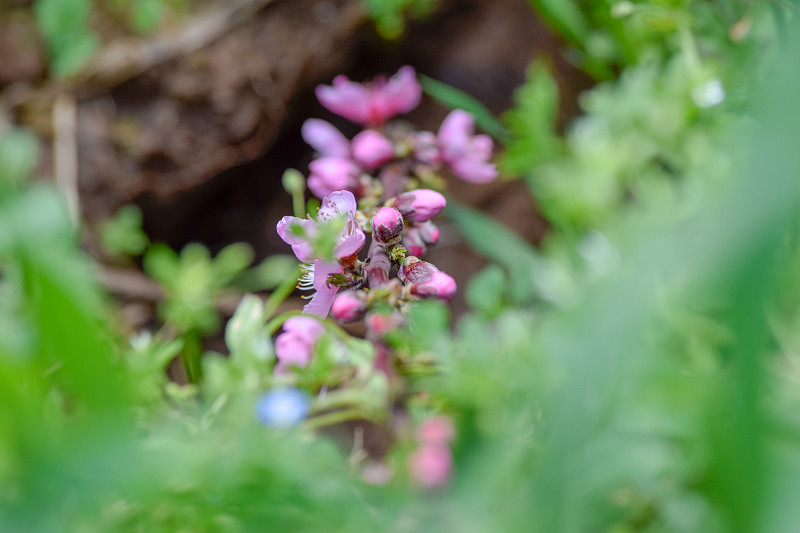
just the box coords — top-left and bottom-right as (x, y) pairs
(398, 257), (438, 284)
(365, 310), (403, 337)
(438, 109), (497, 184)
(417, 221), (440, 244)
(372, 207), (405, 244)
(395, 189), (446, 222)
(351, 130), (395, 170)
(410, 271), (457, 301)
(307, 157), (360, 199)
(331, 290), (367, 323)
(408, 443), (452, 488)
(402, 229), (427, 257)
(417, 416), (455, 445)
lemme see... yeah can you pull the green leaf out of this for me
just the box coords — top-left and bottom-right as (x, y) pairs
(445, 200), (540, 302)
(100, 205), (149, 257)
(501, 61), (562, 176)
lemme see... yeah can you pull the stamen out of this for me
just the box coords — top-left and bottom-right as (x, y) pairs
(298, 263), (315, 291)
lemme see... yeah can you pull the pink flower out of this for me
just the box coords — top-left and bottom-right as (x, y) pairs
(395, 189), (446, 222)
(307, 157), (361, 199)
(315, 66), (422, 126)
(274, 316), (324, 372)
(409, 443), (452, 488)
(277, 190), (365, 316)
(351, 130), (395, 169)
(438, 109), (497, 183)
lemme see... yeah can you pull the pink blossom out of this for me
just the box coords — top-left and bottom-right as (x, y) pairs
(351, 130), (395, 169)
(301, 119), (350, 158)
(408, 443), (452, 488)
(438, 109), (497, 183)
(307, 157), (361, 199)
(274, 316), (324, 372)
(277, 190), (365, 317)
(315, 66), (422, 126)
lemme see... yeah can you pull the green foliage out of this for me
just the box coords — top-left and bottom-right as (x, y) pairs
(34, 0), (99, 77)
(101, 204), (150, 257)
(501, 61), (562, 176)
(144, 242), (253, 335)
(362, 0), (438, 39)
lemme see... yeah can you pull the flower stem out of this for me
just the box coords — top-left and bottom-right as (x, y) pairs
(263, 265), (302, 321)
(180, 330), (203, 383)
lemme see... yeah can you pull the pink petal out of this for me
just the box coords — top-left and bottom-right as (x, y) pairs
(438, 109), (473, 160)
(303, 262), (342, 317)
(283, 316), (325, 339)
(383, 66), (422, 116)
(276, 216), (316, 263)
(301, 119), (351, 158)
(316, 76), (372, 125)
(319, 190), (358, 221)
(450, 158), (498, 184)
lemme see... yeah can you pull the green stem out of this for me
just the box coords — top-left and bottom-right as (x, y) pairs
(263, 266), (302, 321)
(303, 408), (370, 430)
(180, 330), (203, 383)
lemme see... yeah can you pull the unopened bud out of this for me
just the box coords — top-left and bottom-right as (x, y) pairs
(395, 189), (446, 222)
(352, 130), (395, 170)
(410, 270), (457, 301)
(365, 310), (404, 337)
(331, 290), (367, 323)
(372, 207), (405, 244)
(399, 256), (438, 284)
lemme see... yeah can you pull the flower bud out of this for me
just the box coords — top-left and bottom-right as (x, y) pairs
(408, 443), (452, 488)
(395, 189), (446, 222)
(417, 416), (455, 445)
(398, 256), (438, 284)
(410, 270), (457, 301)
(351, 130), (395, 170)
(372, 207), (405, 244)
(331, 290), (367, 323)
(412, 131), (442, 165)
(365, 310), (404, 337)
(307, 157), (360, 199)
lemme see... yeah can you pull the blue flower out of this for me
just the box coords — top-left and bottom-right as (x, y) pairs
(255, 388), (311, 429)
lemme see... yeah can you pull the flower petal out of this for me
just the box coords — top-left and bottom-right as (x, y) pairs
(316, 76), (371, 125)
(303, 262), (342, 317)
(319, 190), (358, 221)
(301, 119), (350, 158)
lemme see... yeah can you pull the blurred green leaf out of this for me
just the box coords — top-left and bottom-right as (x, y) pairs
(501, 61), (562, 176)
(34, 0), (99, 77)
(100, 205), (149, 257)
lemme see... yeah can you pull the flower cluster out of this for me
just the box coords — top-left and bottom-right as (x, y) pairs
(266, 68), (496, 483)
(276, 66), (497, 340)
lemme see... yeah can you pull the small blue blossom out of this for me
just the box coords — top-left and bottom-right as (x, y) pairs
(255, 388), (311, 429)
